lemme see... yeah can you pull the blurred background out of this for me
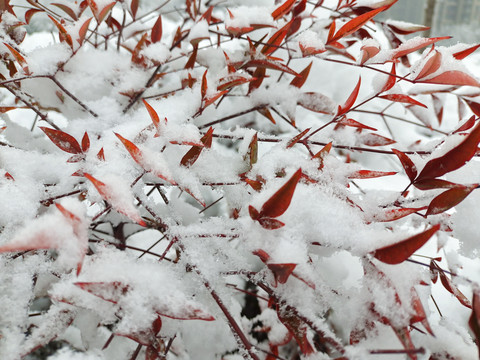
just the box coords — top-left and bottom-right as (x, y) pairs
(378, 0), (480, 43)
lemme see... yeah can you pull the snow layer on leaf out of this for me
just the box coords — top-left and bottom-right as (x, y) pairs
(224, 6), (273, 28)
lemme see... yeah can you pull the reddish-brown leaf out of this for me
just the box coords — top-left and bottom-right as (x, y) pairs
(81, 132), (90, 152)
(413, 178), (460, 190)
(419, 70), (480, 87)
(249, 205), (260, 220)
(337, 117), (377, 131)
(48, 15), (73, 48)
(360, 43), (380, 65)
(180, 127), (213, 167)
(78, 17), (92, 45)
(373, 224), (441, 264)
(361, 133), (396, 146)
(414, 50), (442, 81)
(248, 67), (266, 94)
(217, 75), (254, 91)
(426, 184), (477, 216)
(416, 121), (480, 182)
(3, 43), (29, 74)
(258, 107), (276, 124)
(431, 260), (472, 308)
(261, 23), (290, 56)
(410, 287), (434, 335)
(242, 59), (299, 76)
(348, 170), (396, 179)
(290, 61), (312, 89)
(185, 44), (198, 69)
(151, 15), (162, 43)
(379, 94), (427, 108)
(258, 217), (285, 230)
(297, 92), (336, 114)
(380, 62), (396, 92)
(267, 263), (297, 285)
(75, 281), (127, 303)
(286, 128), (310, 148)
(143, 99), (160, 130)
(51, 3), (78, 20)
(338, 77), (361, 115)
(465, 99), (480, 118)
(392, 327), (417, 360)
(130, 0), (139, 19)
(469, 289), (480, 358)
(277, 309), (315, 355)
(87, 0), (115, 23)
(97, 147), (105, 161)
(453, 44), (480, 60)
(392, 149), (417, 182)
(392, 36), (450, 59)
(374, 207), (427, 222)
(328, 5), (388, 44)
(115, 133), (142, 165)
(453, 115), (476, 134)
(271, 0), (295, 20)
(259, 168), (302, 218)
(25, 9), (43, 24)
(40, 127), (82, 154)
(312, 142), (332, 169)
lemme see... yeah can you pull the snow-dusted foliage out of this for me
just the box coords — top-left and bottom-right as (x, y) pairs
(2, 0), (480, 359)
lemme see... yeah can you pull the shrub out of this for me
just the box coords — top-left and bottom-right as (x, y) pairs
(1, 0), (480, 359)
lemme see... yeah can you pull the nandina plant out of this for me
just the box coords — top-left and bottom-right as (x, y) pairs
(2, 0), (480, 359)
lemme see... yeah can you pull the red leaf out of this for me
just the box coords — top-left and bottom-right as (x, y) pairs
(204, 90), (228, 108)
(258, 217), (285, 230)
(420, 70), (480, 87)
(348, 170), (396, 179)
(392, 149), (417, 182)
(97, 147), (105, 161)
(290, 61), (312, 89)
(246, 132), (258, 167)
(151, 15), (162, 43)
(267, 263), (297, 285)
(360, 43), (380, 65)
(75, 281), (128, 303)
(130, 0), (139, 19)
(25, 9), (43, 24)
(413, 178), (460, 190)
(453, 44), (480, 60)
(48, 15), (73, 49)
(337, 117), (377, 131)
(379, 94), (427, 108)
(431, 261), (472, 308)
(242, 59), (299, 76)
(78, 17), (92, 46)
(465, 99), (480, 118)
(51, 3), (78, 20)
(469, 289), (480, 358)
(81, 132), (90, 152)
(361, 133), (396, 146)
(217, 75), (256, 91)
(271, 0), (295, 20)
(414, 51), (442, 81)
(380, 63), (396, 92)
(40, 127), (82, 154)
(3, 43), (29, 74)
(312, 142), (332, 169)
(259, 169), (302, 218)
(286, 128), (310, 148)
(392, 327), (417, 360)
(373, 224), (441, 264)
(185, 44), (198, 69)
(142, 99), (161, 134)
(114, 133), (142, 164)
(374, 207), (427, 222)
(87, 0), (115, 23)
(84, 173), (146, 226)
(297, 92), (336, 114)
(410, 287), (434, 335)
(386, 21), (429, 35)
(328, 5), (388, 44)
(338, 77), (361, 115)
(415, 121), (480, 182)
(249, 205), (260, 220)
(180, 127), (213, 167)
(277, 308), (315, 355)
(426, 184), (477, 216)
(261, 22), (290, 56)
(392, 36), (450, 59)
(453, 115), (476, 134)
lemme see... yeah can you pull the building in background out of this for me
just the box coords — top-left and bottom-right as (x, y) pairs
(379, 0), (480, 43)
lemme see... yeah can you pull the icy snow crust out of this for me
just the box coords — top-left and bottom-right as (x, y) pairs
(0, 0), (479, 359)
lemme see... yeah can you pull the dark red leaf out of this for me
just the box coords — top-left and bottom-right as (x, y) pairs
(453, 115), (476, 134)
(373, 224), (441, 264)
(415, 121), (480, 182)
(259, 169), (302, 218)
(51, 3), (78, 20)
(410, 287), (434, 335)
(426, 184), (477, 216)
(464, 99), (480, 118)
(25, 9), (43, 24)
(413, 178), (460, 190)
(267, 263), (297, 285)
(261, 22), (290, 56)
(374, 207), (427, 222)
(328, 5), (388, 44)
(185, 44), (198, 69)
(258, 217), (285, 230)
(361, 133), (396, 146)
(40, 127), (82, 154)
(380, 63), (396, 92)
(242, 59), (299, 76)
(337, 117), (377, 131)
(379, 94), (427, 108)
(78, 17), (92, 46)
(130, 0), (139, 19)
(392, 149), (417, 182)
(277, 308), (315, 355)
(249, 205), (260, 220)
(180, 127), (213, 167)
(431, 261), (472, 308)
(151, 15), (162, 43)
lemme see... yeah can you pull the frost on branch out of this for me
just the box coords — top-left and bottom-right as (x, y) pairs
(1, 0), (480, 359)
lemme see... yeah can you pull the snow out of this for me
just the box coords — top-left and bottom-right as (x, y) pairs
(2, 0), (480, 359)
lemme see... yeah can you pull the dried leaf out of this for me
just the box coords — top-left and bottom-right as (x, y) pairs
(373, 224), (440, 264)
